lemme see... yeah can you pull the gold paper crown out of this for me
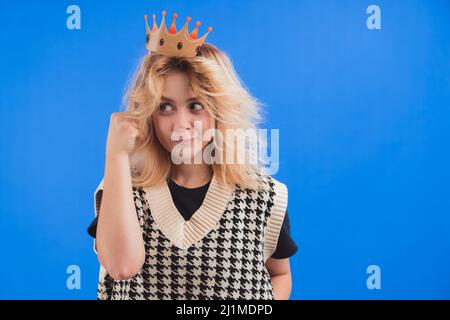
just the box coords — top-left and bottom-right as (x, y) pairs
(144, 10), (213, 57)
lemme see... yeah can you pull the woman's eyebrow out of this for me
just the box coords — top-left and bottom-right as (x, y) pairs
(161, 96), (198, 103)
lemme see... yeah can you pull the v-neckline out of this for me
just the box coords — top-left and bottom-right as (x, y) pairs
(144, 172), (235, 250)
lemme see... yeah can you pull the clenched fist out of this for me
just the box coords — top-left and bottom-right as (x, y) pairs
(106, 112), (141, 157)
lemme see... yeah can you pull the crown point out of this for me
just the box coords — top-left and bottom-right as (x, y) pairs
(187, 16), (191, 22)
(162, 10), (167, 16)
(208, 26), (213, 32)
(169, 12), (178, 34)
(190, 21), (201, 39)
(151, 13), (158, 32)
(144, 14), (151, 33)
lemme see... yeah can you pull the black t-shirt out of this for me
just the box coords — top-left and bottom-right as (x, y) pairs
(87, 178), (298, 259)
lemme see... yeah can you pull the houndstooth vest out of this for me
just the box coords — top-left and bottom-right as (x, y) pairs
(92, 172), (288, 300)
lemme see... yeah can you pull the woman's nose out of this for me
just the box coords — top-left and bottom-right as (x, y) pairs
(173, 108), (192, 131)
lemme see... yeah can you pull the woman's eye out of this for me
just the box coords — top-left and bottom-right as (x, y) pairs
(190, 102), (204, 111)
(159, 103), (174, 112)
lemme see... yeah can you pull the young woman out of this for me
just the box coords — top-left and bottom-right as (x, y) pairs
(87, 11), (297, 300)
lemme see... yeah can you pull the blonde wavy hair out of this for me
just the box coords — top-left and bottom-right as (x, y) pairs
(122, 43), (267, 190)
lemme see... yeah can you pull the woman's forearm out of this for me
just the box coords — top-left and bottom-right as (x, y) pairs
(271, 274), (292, 300)
(96, 153), (145, 280)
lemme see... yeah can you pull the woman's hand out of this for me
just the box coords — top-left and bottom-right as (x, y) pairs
(106, 112), (141, 157)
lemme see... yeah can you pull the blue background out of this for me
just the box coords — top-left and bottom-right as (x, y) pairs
(0, 0), (449, 299)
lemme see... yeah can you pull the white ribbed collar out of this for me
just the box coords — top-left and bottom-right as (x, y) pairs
(144, 172), (235, 250)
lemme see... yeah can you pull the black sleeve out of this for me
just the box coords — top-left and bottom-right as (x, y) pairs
(270, 209), (298, 259)
(87, 216), (98, 239)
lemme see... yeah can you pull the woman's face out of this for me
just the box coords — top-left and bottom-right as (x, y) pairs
(152, 72), (215, 162)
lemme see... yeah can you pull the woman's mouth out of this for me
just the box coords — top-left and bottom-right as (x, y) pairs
(175, 135), (198, 144)
(180, 137), (193, 143)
